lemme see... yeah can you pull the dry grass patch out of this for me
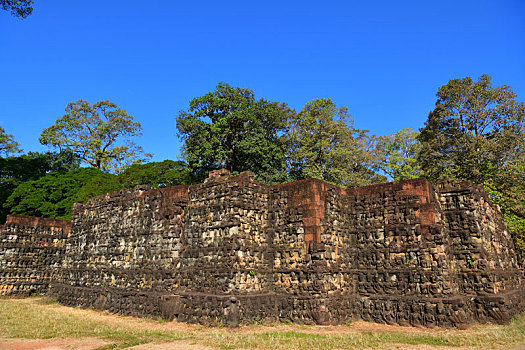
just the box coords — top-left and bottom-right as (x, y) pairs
(0, 297), (524, 349)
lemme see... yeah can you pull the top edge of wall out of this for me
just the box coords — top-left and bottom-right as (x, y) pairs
(4, 215), (71, 231)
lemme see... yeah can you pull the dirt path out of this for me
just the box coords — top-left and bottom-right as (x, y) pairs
(128, 342), (214, 350)
(0, 338), (215, 350)
(0, 337), (109, 350)
(1, 340), (522, 350)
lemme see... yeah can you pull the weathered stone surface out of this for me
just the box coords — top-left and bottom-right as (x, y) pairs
(0, 215), (70, 295)
(2, 170), (524, 327)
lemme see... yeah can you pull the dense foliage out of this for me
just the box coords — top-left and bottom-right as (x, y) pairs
(0, 151), (79, 222)
(176, 83), (293, 183)
(1, 160), (197, 220)
(4, 168), (113, 220)
(118, 160), (194, 189)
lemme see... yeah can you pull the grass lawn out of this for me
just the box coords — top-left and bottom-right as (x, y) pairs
(0, 297), (524, 349)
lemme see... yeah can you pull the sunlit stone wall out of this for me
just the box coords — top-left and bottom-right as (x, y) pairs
(2, 170), (521, 327)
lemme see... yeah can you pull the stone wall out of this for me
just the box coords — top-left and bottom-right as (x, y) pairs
(437, 181), (523, 324)
(315, 178), (458, 326)
(46, 170), (525, 327)
(1, 169), (521, 327)
(0, 215), (70, 295)
(50, 185), (189, 317)
(305, 179), (524, 327)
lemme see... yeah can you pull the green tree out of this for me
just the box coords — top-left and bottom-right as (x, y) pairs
(4, 168), (117, 220)
(418, 74), (525, 184)
(373, 127), (422, 181)
(484, 179), (525, 257)
(118, 160), (193, 189)
(40, 100), (152, 173)
(176, 83), (293, 183)
(418, 74), (525, 258)
(0, 126), (22, 156)
(0, 150), (79, 222)
(75, 172), (122, 204)
(0, 0), (33, 18)
(287, 98), (385, 187)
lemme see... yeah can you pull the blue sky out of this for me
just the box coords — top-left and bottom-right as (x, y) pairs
(1, 0), (524, 163)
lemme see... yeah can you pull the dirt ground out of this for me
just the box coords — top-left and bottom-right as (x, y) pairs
(0, 337), (109, 350)
(0, 338), (214, 350)
(1, 339), (523, 350)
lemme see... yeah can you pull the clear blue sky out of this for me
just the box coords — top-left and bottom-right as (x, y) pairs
(1, 0), (524, 163)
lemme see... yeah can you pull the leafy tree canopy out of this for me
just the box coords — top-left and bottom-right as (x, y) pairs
(40, 100), (152, 173)
(0, 150), (79, 182)
(74, 172), (122, 204)
(0, 0), (33, 18)
(418, 74), (525, 257)
(287, 98), (385, 187)
(372, 127), (422, 181)
(485, 182), (525, 256)
(4, 168), (116, 220)
(0, 126), (22, 156)
(0, 150), (80, 222)
(418, 74), (525, 185)
(176, 83), (294, 183)
(118, 160), (194, 189)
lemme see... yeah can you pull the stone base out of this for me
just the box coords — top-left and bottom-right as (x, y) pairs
(50, 282), (525, 327)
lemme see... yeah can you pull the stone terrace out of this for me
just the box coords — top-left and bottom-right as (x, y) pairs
(1, 170), (524, 327)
